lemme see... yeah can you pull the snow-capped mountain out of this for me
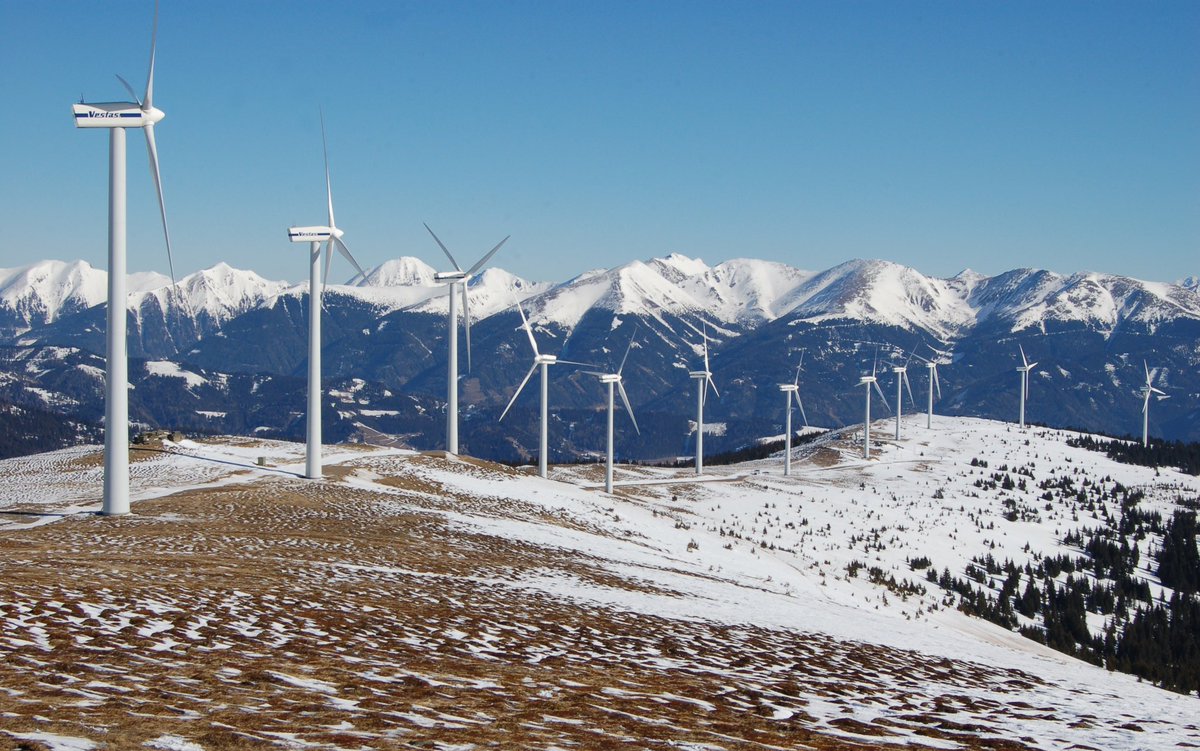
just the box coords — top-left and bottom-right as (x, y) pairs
(12, 262), (291, 359)
(0, 259), (169, 337)
(2, 253), (1199, 459)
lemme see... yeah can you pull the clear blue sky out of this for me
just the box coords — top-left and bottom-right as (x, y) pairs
(1, 0), (1197, 285)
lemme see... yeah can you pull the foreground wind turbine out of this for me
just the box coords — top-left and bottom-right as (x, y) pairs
(286, 115), (367, 480)
(688, 326), (719, 475)
(858, 354), (890, 459)
(585, 329), (640, 493)
(72, 2), (174, 516)
(1140, 361), (1166, 447)
(1016, 345), (1038, 429)
(891, 355), (915, 440)
(424, 225), (509, 455)
(778, 354), (808, 476)
(500, 299), (591, 478)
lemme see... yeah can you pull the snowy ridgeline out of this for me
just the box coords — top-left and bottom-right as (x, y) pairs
(0, 415), (1197, 749)
(3, 254), (1198, 337)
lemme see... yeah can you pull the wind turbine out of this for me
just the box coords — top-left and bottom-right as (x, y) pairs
(424, 225), (509, 455)
(922, 355), (942, 429)
(71, 2), (174, 516)
(858, 354), (890, 459)
(499, 298), (591, 478)
(585, 329), (639, 493)
(778, 353), (808, 476)
(891, 355), (915, 440)
(286, 114), (367, 480)
(688, 325), (719, 475)
(1140, 361), (1166, 447)
(1016, 345), (1038, 429)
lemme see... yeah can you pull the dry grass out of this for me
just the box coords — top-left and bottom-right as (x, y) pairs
(0, 450), (1132, 750)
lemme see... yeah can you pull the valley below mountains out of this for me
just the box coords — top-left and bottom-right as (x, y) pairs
(1, 254), (1198, 461)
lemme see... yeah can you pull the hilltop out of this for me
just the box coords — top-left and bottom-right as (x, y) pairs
(0, 416), (1197, 749)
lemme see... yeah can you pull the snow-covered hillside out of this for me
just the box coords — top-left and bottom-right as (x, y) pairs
(0, 417), (1196, 749)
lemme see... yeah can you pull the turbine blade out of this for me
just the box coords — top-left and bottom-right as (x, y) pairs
(1020, 344), (1029, 368)
(1151, 386), (1166, 395)
(499, 362), (538, 421)
(142, 123), (175, 286)
(1144, 360), (1151, 384)
(462, 282), (472, 372)
(513, 298), (539, 356)
(702, 324), (711, 372)
(423, 223), (461, 271)
(617, 381), (639, 434)
(873, 379), (889, 412)
(798, 349), (806, 370)
(144, 0), (158, 108)
(318, 244), (330, 313)
(320, 109), (335, 228)
(555, 359), (596, 367)
(1027, 361), (1038, 371)
(793, 363), (802, 387)
(581, 371), (607, 378)
(903, 371), (914, 405)
(1143, 389), (1151, 413)
(465, 235), (510, 277)
(707, 374), (720, 399)
(618, 326), (638, 375)
(334, 237), (366, 282)
(794, 391), (808, 427)
(933, 366), (942, 399)
(116, 74), (141, 106)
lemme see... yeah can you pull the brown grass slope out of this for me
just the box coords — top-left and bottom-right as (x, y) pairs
(0, 448), (1159, 750)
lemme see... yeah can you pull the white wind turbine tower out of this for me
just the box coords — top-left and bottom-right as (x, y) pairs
(921, 354), (942, 429)
(891, 355), (915, 440)
(71, 2), (175, 516)
(286, 115), (367, 480)
(858, 354), (890, 459)
(584, 329), (640, 493)
(688, 325), (719, 475)
(424, 225), (509, 455)
(778, 353), (808, 477)
(1016, 345), (1038, 429)
(500, 298), (592, 478)
(1140, 361), (1166, 447)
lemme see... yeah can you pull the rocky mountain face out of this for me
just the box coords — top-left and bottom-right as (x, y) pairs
(0, 255), (1196, 460)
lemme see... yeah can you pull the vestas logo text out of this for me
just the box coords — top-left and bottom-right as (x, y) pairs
(76, 111), (138, 119)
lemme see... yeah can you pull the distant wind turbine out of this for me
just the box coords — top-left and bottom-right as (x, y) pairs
(858, 353), (890, 459)
(688, 325), (719, 475)
(920, 352), (943, 430)
(1140, 361), (1167, 447)
(891, 355), (915, 440)
(585, 328), (640, 493)
(286, 114), (367, 480)
(424, 225), (509, 455)
(500, 298), (592, 478)
(71, 1), (174, 515)
(1016, 345), (1038, 429)
(778, 353), (807, 476)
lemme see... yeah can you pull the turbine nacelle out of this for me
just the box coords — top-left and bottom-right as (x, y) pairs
(72, 102), (165, 128)
(779, 383), (798, 393)
(689, 370), (712, 379)
(288, 226), (334, 243)
(535, 354), (558, 366)
(434, 270), (469, 283)
(599, 373), (622, 385)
